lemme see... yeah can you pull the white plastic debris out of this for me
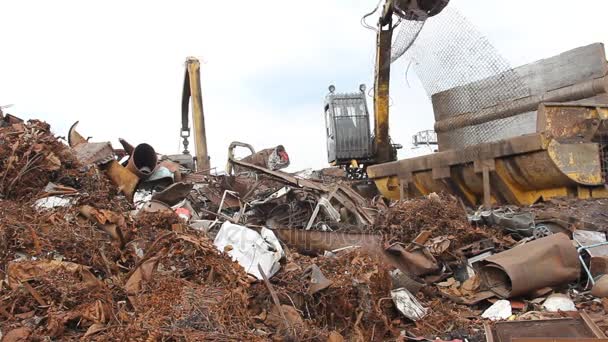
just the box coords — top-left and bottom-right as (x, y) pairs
(482, 300), (512, 321)
(33, 196), (73, 210)
(133, 189), (153, 210)
(213, 222), (284, 279)
(390, 288), (428, 321)
(543, 293), (577, 312)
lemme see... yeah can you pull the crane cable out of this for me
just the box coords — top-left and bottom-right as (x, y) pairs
(360, 0), (383, 31)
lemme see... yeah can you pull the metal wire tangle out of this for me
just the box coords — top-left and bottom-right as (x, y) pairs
(391, 8), (532, 151)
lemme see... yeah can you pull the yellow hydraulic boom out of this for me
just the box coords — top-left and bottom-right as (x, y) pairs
(181, 57), (210, 172)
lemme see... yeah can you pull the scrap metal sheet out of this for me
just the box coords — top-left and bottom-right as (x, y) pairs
(480, 233), (580, 298)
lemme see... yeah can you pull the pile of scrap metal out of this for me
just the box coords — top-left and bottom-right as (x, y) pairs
(1, 116), (608, 341)
(363, 193), (608, 340)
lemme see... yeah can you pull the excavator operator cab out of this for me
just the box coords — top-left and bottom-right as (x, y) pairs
(324, 85), (374, 174)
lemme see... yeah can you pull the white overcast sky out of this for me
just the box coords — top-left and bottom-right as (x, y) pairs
(1, 0), (607, 171)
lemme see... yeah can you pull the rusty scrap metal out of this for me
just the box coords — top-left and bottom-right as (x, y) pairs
(137, 200), (173, 215)
(590, 256), (608, 278)
(0, 112), (24, 127)
(230, 157), (374, 227)
(80, 205), (127, 247)
(227, 141), (290, 175)
(118, 137), (135, 156)
(72, 142), (115, 166)
(385, 243), (439, 276)
(158, 159), (183, 181)
(304, 264), (333, 294)
(274, 228), (439, 278)
(591, 274), (608, 297)
(274, 228), (381, 255)
(126, 143), (158, 178)
(578, 241), (608, 287)
(67, 120), (114, 165)
(479, 233), (580, 298)
(485, 313), (607, 342)
(6, 111), (608, 340)
(257, 263), (294, 335)
(67, 121), (88, 147)
(573, 230), (608, 258)
(151, 182), (193, 206)
(102, 160), (139, 201)
(229, 156), (325, 192)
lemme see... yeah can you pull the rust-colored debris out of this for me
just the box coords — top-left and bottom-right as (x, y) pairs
(1, 117), (608, 341)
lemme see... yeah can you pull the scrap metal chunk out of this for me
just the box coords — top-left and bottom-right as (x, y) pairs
(479, 233), (580, 298)
(72, 142), (115, 166)
(304, 264), (333, 294)
(103, 160), (139, 201)
(485, 315), (606, 342)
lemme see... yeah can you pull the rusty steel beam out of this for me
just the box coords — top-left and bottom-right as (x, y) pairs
(434, 75), (608, 133)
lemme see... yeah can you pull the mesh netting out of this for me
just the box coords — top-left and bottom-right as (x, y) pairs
(391, 8), (532, 151)
(391, 20), (426, 64)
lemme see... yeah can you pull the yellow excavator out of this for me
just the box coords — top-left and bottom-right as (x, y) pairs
(327, 0), (608, 206)
(324, 0), (448, 179)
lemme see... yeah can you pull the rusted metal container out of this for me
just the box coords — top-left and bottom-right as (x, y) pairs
(369, 103), (608, 205)
(126, 143), (158, 179)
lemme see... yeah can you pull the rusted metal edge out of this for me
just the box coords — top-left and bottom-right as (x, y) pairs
(274, 228), (381, 255)
(580, 310), (607, 339)
(484, 322), (495, 342)
(257, 263), (293, 335)
(368, 133), (546, 179)
(511, 339), (608, 342)
(68, 121), (87, 147)
(229, 158), (326, 192)
(486, 315), (606, 342)
(541, 101), (608, 108)
(479, 233), (580, 298)
(433, 76), (608, 133)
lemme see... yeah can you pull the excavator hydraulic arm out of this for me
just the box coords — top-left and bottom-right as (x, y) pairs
(373, 0), (448, 164)
(373, 16), (394, 165)
(181, 57), (210, 173)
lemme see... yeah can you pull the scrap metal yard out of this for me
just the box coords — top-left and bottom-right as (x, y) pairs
(2, 0), (608, 341)
(1, 109), (608, 341)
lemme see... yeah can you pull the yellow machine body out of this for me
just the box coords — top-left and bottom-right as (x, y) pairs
(369, 103), (608, 206)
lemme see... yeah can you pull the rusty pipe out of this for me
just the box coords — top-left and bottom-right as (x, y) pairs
(118, 138), (135, 156)
(126, 143), (158, 179)
(479, 233), (580, 298)
(434, 75), (608, 133)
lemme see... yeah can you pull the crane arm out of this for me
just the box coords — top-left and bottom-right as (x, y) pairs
(181, 57), (210, 172)
(373, 0), (449, 164)
(373, 15), (394, 164)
